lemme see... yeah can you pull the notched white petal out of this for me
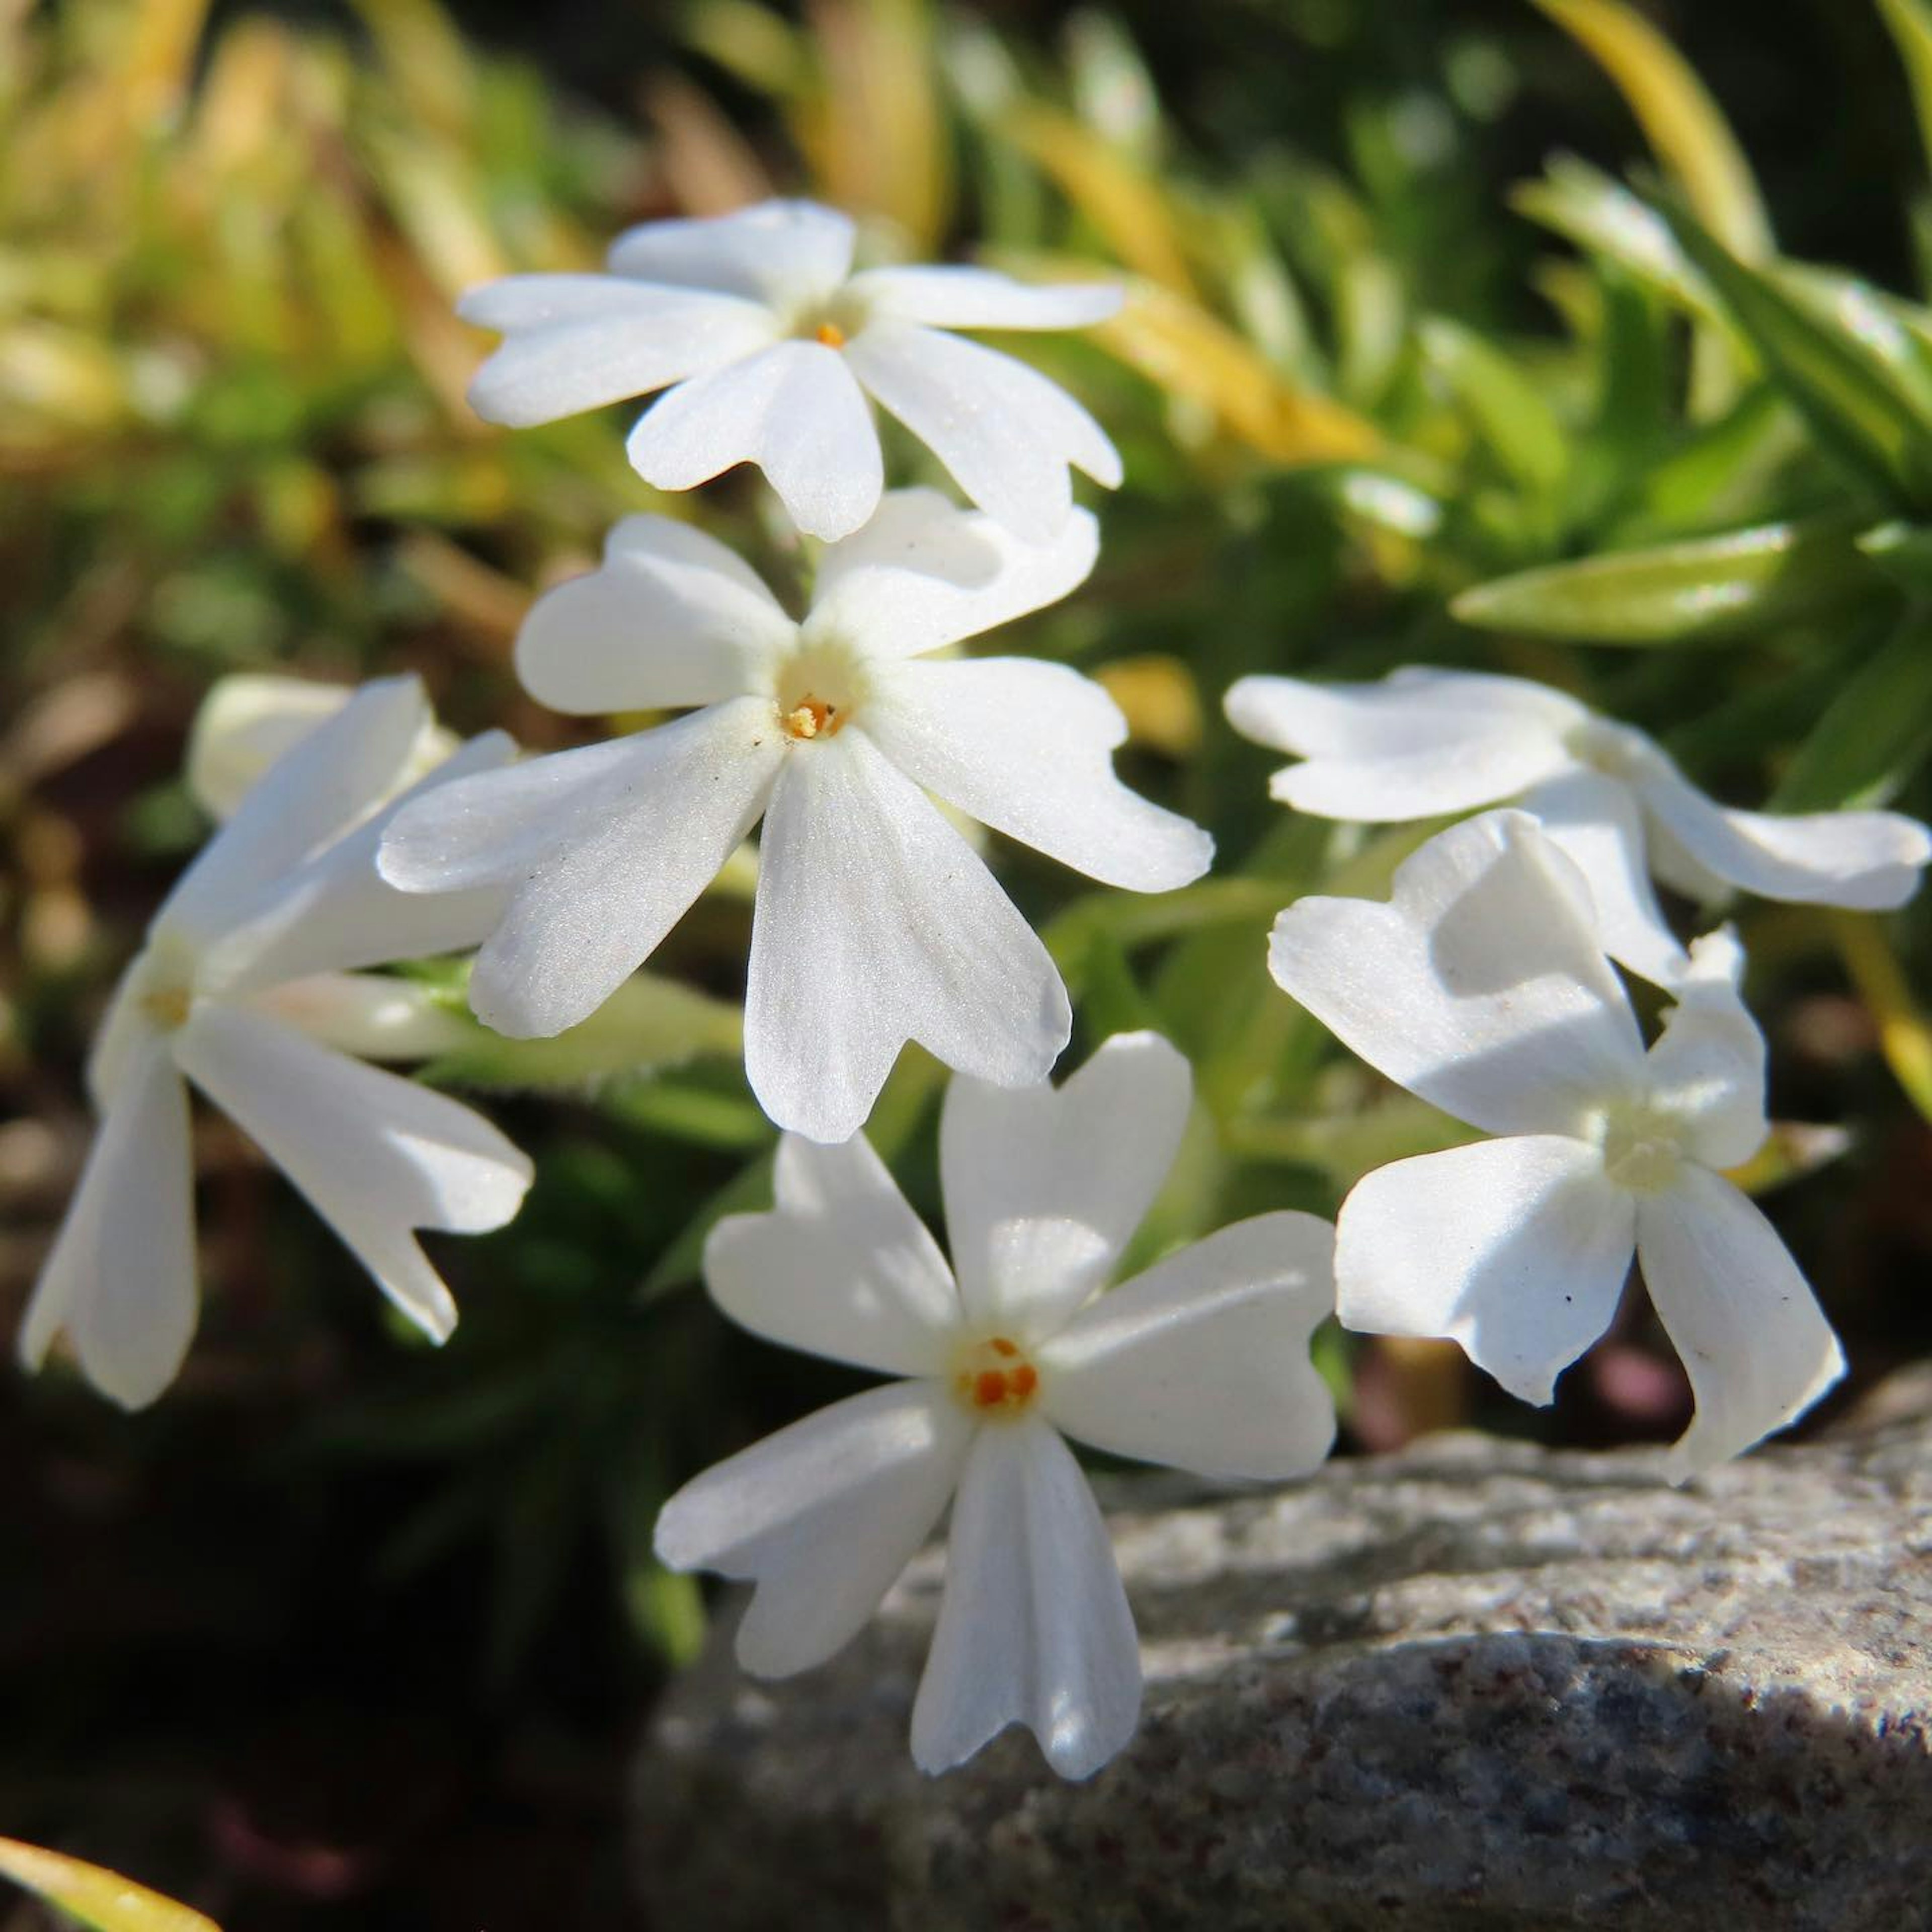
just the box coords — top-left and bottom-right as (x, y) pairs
(1634, 760), (1932, 913)
(461, 277), (775, 427)
(744, 731), (1070, 1144)
(845, 266), (1123, 332)
(844, 322), (1120, 540)
(1041, 1211), (1337, 1480)
(1335, 1137), (1636, 1406)
(654, 1380), (973, 1679)
(803, 497), (1092, 661)
(1267, 810), (1646, 1140)
(1224, 669), (1580, 822)
(865, 654), (1211, 892)
(911, 1419), (1141, 1780)
(175, 1006), (531, 1342)
(1636, 1166), (1845, 1480)
(606, 199), (856, 307)
(20, 1043), (197, 1411)
(515, 514), (795, 715)
(626, 342), (883, 542)
(704, 1133), (961, 1379)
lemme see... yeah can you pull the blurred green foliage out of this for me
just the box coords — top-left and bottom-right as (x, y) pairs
(6, 0), (1932, 1920)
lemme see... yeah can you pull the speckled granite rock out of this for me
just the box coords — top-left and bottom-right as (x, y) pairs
(631, 1375), (1932, 1930)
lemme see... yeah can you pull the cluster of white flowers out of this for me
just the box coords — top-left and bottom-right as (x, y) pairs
(22, 199), (1931, 1781)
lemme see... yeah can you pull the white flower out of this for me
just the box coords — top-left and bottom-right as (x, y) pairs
(1266, 808), (1845, 1478)
(377, 490), (1212, 1144)
(20, 678), (535, 1410)
(1225, 665), (1932, 987)
(653, 1033), (1337, 1779)
(459, 198), (1123, 542)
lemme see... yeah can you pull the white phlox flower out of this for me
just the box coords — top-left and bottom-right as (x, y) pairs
(1225, 665), (1932, 988)
(20, 678), (535, 1410)
(458, 198), (1123, 542)
(653, 1032), (1337, 1779)
(376, 489), (1213, 1144)
(1266, 807), (1846, 1479)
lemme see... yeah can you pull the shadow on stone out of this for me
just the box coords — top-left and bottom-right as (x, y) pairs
(632, 1375), (1932, 1931)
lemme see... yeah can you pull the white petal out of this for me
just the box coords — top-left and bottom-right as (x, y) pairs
(1039, 1212), (1336, 1480)
(844, 322), (1120, 539)
(1517, 768), (1692, 987)
(382, 701), (784, 1039)
(1634, 760), (1932, 912)
(243, 973), (472, 1063)
(626, 343), (883, 542)
(866, 656), (1211, 891)
(654, 1380), (972, 1678)
(1640, 928), (1769, 1171)
(175, 1005), (532, 1341)
(846, 266), (1122, 331)
(606, 200), (855, 307)
(940, 1031), (1191, 1339)
(187, 675), (361, 822)
(206, 730), (520, 992)
(379, 734), (652, 894)
(160, 676), (429, 945)
(704, 1133), (961, 1378)
(911, 1418), (1141, 1780)
(1223, 671), (1580, 821)
(1267, 810), (1646, 1139)
(744, 729), (1070, 1143)
(805, 496), (1092, 661)
(515, 514), (794, 714)
(1334, 1136), (1636, 1405)
(1636, 1166), (1845, 1479)
(19, 1043), (197, 1410)
(460, 276), (775, 426)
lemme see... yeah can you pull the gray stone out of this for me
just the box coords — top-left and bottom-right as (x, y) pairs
(632, 1376), (1932, 1930)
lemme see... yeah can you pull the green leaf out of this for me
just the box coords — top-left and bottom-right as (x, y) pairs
(1877, 0), (1932, 185)
(1452, 516), (1884, 643)
(1532, 0), (1773, 260)
(1417, 315), (1570, 494)
(420, 972), (742, 1096)
(1512, 154), (1727, 327)
(1660, 201), (1932, 509)
(1771, 613), (1932, 809)
(0, 1839), (221, 1932)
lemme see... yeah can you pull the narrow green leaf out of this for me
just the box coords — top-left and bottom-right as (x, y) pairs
(0, 1840), (220, 1932)
(1660, 200), (1932, 508)
(420, 972), (742, 1097)
(1512, 154), (1726, 327)
(1452, 517), (1883, 643)
(1418, 315), (1570, 493)
(1877, 0), (1932, 184)
(1858, 517), (1932, 592)
(1533, 0), (1773, 261)
(1771, 615), (1932, 809)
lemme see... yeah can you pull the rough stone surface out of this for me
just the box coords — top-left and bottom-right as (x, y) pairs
(632, 1375), (1932, 1930)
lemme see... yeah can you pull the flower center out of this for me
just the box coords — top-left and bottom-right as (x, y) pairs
(127, 932), (202, 1036)
(949, 1335), (1042, 1420)
(140, 984), (194, 1030)
(774, 638), (867, 744)
(1594, 1099), (1685, 1194)
(814, 320), (847, 349)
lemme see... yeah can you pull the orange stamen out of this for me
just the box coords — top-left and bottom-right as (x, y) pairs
(781, 696), (835, 741)
(815, 321), (847, 349)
